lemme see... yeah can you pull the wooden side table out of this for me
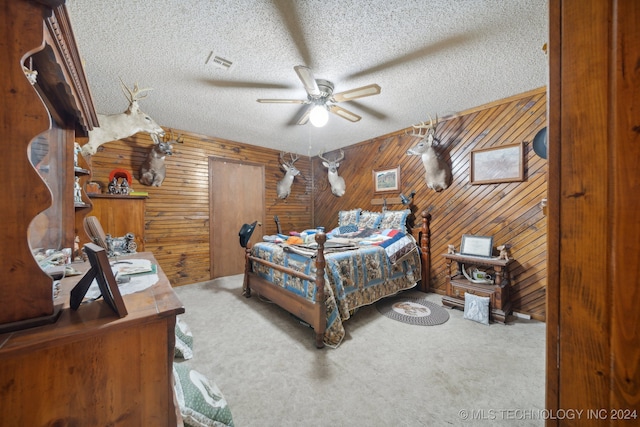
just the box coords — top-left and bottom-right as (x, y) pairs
(441, 253), (513, 323)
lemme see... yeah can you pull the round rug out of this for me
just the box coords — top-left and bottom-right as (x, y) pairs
(376, 296), (449, 326)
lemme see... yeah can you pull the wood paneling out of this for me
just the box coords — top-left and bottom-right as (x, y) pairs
(86, 132), (312, 286)
(313, 87), (547, 320)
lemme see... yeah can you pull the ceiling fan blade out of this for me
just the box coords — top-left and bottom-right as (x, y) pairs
(296, 104), (312, 125)
(257, 98), (308, 104)
(294, 65), (320, 97)
(199, 78), (293, 90)
(331, 84), (381, 103)
(329, 105), (361, 122)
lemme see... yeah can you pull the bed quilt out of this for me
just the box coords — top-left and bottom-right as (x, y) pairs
(250, 237), (421, 347)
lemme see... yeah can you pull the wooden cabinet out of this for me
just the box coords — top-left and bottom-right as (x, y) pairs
(88, 194), (147, 251)
(1, 1), (98, 328)
(0, 252), (185, 426)
(441, 253), (513, 323)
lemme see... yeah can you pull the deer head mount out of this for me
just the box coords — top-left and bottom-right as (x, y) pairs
(139, 130), (183, 187)
(318, 149), (346, 197)
(276, 152), (300, 199)
(80, 79), (165, 156)
(406, 114), (452, 192)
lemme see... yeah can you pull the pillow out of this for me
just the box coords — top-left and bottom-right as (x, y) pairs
(463, 293), (490, 325)
(338, 224), (359, 234)
(173, 362), (235, 427)
(378, 209), (410, 232)
(175, 316), (194, 360)
(357, 210), (384, 229)
(338, 209), (361, 227)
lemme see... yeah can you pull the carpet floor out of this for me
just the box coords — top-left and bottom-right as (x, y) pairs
(174, 275), (546, 427)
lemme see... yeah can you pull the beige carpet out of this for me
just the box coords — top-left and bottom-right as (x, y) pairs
(174, 275), (546, 427)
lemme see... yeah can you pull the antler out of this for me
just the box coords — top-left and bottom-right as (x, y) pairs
(318, 149), (344, 163)
(119, 77), (153, 103)
(280, 152), (299, 166)
(318, 149), (329, 163)
(407, 114), (438, 137)
(163, 129), (184, 144)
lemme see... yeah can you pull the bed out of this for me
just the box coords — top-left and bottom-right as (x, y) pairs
(242, 210), (431, 348)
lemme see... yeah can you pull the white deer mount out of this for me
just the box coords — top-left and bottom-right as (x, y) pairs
(406, 114), (452, 192)
(276, 152), (300, 199)
(80, 79), (165, 156)
(319, 149), (346, 197)
(139, 129), (183, 187)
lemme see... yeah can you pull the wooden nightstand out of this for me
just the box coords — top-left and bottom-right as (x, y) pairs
(441, 253), (513, 323)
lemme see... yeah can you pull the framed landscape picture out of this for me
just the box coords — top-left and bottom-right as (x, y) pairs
(470, 142), (524, 184)
(373, 167), (400, 192)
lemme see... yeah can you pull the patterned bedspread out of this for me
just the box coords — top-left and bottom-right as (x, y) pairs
(250, 235), (421, 347)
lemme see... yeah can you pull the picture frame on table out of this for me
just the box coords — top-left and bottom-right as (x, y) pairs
(70, 243), (128, 317)
(460, 234), (494, 258)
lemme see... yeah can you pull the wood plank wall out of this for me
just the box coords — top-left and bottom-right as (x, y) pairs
(313, 87), (547, 320)
(85, 132), (312, 286)
(85, 87), (547, 320)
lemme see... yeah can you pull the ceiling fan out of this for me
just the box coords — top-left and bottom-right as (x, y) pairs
(257, 65), (381, 127)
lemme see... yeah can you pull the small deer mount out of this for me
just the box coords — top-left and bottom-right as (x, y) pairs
(319, 149), (346, 197)
(139, 130), (183, 187)
(276, 152), (300, 199)
(406, 114), (452, 192)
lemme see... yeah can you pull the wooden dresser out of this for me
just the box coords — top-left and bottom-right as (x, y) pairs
(0, 252), (184, 426)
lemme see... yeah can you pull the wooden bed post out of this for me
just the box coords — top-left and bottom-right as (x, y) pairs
(314, 231), (327, 349)
(242, 244), (252, 297)
(420, 211), (431, 292)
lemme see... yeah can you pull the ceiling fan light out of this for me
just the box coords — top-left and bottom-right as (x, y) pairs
(309, 105), (329, 127)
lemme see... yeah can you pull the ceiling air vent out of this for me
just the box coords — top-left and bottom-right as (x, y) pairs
(205, 51), (233, 70)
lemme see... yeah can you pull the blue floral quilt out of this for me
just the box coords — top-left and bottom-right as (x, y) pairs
(250, 235), (421, 347)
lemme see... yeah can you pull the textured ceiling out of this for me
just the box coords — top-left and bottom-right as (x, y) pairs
(65, 0), (548, 156)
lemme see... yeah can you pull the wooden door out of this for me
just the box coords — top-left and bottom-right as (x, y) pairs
(547, 0), (640, 422)
(209, 159), (265, 278)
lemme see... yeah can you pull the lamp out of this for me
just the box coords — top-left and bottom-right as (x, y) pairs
(309, 104), (329, 127)
(399, 190), (416, 205)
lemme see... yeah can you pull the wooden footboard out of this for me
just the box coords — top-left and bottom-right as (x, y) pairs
(243, 232), (327, 348)
(243, 212), (431, 348)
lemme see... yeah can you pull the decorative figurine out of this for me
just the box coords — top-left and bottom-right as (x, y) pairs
(74, 142), (81, 167)
(74, 176), (83, 203)
(120, 178), (130, 195)
(108, 177), (118, 194)
(497, 244), (512, 260)
(23, 58), (38, 85)
(447, 244), (456, 254)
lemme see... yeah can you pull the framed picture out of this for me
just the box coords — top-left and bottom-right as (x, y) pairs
(373, 167), (400, 192)
(460, 234), (494, 258)
(470, 142), (524, 184)
(70, 243), (128, 317)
